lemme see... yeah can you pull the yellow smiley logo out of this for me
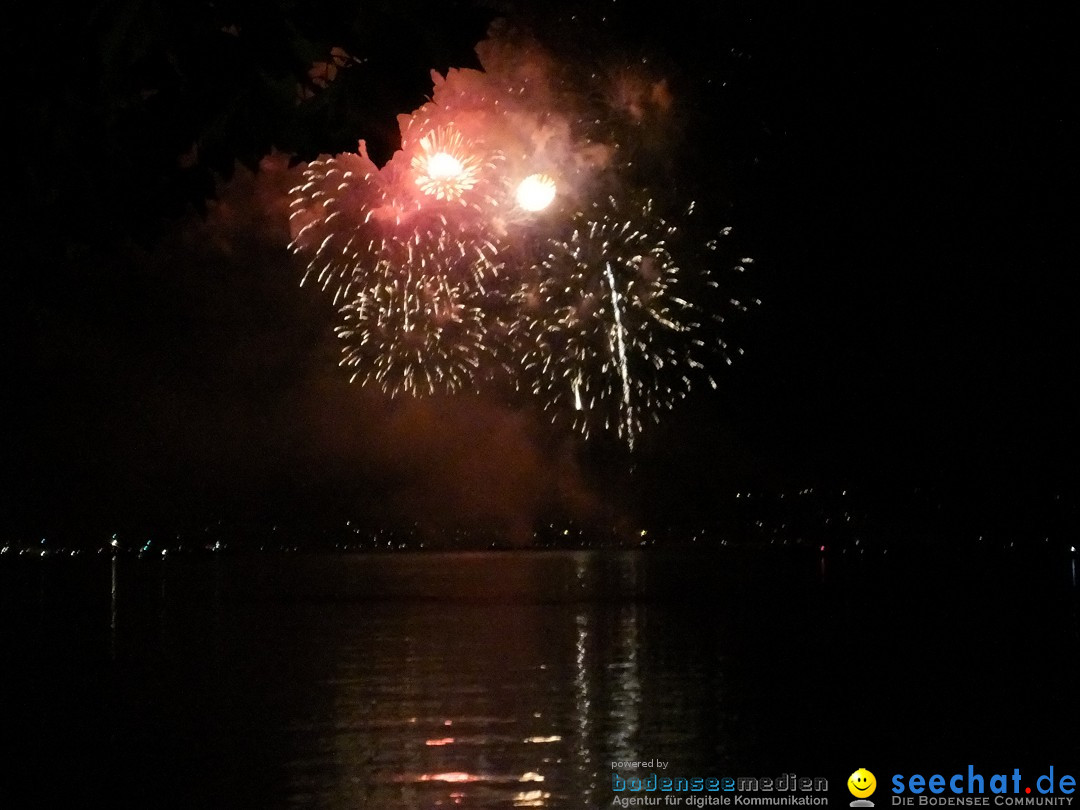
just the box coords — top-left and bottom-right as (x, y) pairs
(848, 768), (877, 798)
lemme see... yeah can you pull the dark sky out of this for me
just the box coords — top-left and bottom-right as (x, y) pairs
(3, 1), (1074, 536)
(703, 3), (1074, 487)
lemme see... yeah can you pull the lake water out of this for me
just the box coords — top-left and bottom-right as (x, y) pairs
(4, 548), (1078, 808)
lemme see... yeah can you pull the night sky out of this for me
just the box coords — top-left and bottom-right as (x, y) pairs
(3, 1), (1074, 539)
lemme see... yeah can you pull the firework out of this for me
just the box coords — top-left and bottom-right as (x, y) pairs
(511, 196), (715, 448)
(411, 127), (485, 202)
(287, 150), (385, 303)
(336, 272), (490, 397)
(286, 30), (750, 445)
(288, 147), (501, 284)
(287, 139), (505, 396)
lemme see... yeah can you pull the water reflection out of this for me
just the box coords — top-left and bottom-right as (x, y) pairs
(279, 551), (698, 808)
(607, 603), (642, 762)
(286, 597), (561, 805)
(7, 547), (1079, 809)
(572, 610), (592, 808)
(570, 553), (594, 806)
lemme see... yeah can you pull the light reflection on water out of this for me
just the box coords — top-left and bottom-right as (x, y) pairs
(4, 547), (1079, 809)
(276, 554), (662, 808)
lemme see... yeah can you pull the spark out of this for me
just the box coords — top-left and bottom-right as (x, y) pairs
(412, 127), (483, 201)
(515, 173), (557, 212)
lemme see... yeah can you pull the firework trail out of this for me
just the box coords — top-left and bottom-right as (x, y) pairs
(287, 28), (748, 444)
